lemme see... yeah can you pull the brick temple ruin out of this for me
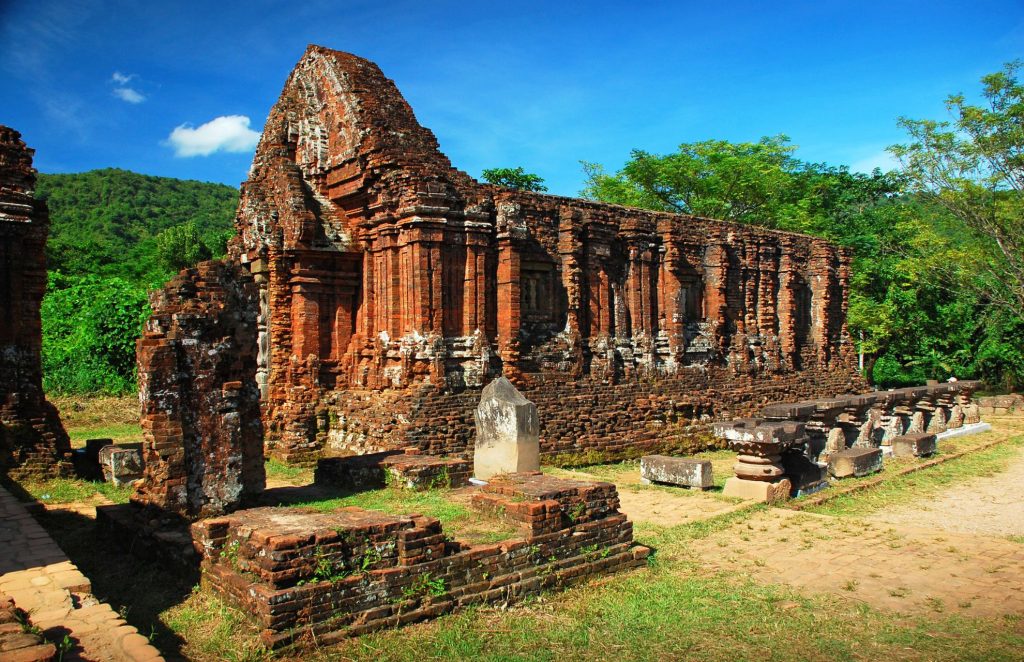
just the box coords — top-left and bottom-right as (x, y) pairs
(0, 126), (71, 478)
(137, 45), (865, 472)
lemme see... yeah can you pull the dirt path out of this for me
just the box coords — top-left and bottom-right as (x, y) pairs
(694, 508), (1024, 619)
(866, 445), (1024, 537)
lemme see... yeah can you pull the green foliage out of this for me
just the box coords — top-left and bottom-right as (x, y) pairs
(35, 169), (237, 394)
(155, 221), (212, 273)
(890, 60), (1024, 316)
(37, 168), (237, 287)
(481, 166), (548, 191)
(41, 273), (150, 395)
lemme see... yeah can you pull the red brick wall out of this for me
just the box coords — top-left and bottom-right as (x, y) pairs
(0, 126), (71, 478)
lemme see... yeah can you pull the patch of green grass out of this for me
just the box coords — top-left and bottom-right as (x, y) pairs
(289, 487), (519, 544)
(264, 457), (312, 484)
(20, 477), (133, 504)
(66, 423), (142, 448)
(806, 435), (1024, 517)
(163, 589), (267, 662)
(1007, 535), (1024, 544)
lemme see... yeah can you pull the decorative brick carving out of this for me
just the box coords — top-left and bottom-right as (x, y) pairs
(0, 126), (71, 478)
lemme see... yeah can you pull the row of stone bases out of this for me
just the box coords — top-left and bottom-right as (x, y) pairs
(705, 380), (984, 502)
(100, 378), (650, 649)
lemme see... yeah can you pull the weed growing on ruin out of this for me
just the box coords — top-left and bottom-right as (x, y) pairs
(401, 573), (446, 601)
(567, 501), (586, 523)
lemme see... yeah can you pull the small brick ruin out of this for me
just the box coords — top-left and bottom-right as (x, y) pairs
(193, 472), (647, 648)
(133, 261), (265, 519)
(135, 45), (866, 469)
(0, 126), (71, 479)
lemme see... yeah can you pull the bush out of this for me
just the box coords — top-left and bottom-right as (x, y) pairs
(41, 273), (150, 395)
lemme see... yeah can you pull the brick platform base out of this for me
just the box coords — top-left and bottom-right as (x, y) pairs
(191, 473), (648, 649)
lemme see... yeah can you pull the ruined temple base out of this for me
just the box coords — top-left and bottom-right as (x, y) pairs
(192, 473), (648, 649)
(723, 477), (792, 503)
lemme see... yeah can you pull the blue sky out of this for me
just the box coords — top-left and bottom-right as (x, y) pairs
(2, 0), (1022, 196)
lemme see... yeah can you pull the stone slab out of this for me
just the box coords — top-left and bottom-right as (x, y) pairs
(722, 477), (792, 503)
(828, 447), (883, 479)
(891, 433), (937, 458)
(639, 455), (713, 489)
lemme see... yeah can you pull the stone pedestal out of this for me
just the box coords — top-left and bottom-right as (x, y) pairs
(473, 376), (540, 480)
(640, 455), (713, 489)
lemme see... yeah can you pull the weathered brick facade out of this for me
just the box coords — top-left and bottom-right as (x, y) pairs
(143, 45), (866, 467)
(133, 261), (265, 518)
(0, 126), (71, 478)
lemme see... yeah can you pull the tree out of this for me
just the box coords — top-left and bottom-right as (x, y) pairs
(155, 221), (212, 273)
(890, 60), (1024, 316)
(481, 167), (548, 191)
(581, 135), (810, 227)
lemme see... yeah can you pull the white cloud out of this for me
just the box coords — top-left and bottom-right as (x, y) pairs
(113, 87), (145, 103)
(166, 115), (261, 157)
(111, 71), (135, 84)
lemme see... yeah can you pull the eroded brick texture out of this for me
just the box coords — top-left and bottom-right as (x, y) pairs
(218, 46), (864, 464)
(192, 474), (647, 647)
(133, 261), (264, 519)
(0, 126), (71, 478)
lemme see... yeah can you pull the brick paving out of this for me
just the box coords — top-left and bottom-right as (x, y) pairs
(0, 486), (163, 661)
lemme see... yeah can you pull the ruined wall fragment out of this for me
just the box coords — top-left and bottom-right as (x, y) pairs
(133, 260), (264, 519)
(0, 126), (71, 478)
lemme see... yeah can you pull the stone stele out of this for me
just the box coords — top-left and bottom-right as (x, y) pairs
(474, 377), (540, 480)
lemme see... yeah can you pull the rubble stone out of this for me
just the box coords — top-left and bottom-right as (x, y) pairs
(473, 377), (540, 479)
(98, 444), (144, 486)
(0, 126), (71, 479)
(639, 455), (713, 489)
(828, 447), (883, 478)
(891, 433), (937, 458)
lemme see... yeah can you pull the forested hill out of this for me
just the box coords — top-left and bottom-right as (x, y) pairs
(37, 168), (238, 286)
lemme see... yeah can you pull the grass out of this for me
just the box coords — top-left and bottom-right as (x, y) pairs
(286, 486), (519, 545)
(265, 458), (313, 484)
(805, 433), (1024, 517)
(48, 394), (140, 448)
(18, 476), (133, 504)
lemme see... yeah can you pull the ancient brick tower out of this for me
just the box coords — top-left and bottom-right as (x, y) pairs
(142, 45), (866, 469)
(0, 126), (72, 478)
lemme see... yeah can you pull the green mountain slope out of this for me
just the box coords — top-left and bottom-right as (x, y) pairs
(37, 168), (238, 285)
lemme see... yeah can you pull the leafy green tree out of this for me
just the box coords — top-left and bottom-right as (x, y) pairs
(155, 221), (212, 272)
(41, 273), (150, 394)
(890, 60), (1024, 315)
(481, 167), (548, 191)
(582, 135), (820, 227)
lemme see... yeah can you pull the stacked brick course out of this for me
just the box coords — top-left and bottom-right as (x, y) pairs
(0, 126), (71, 478)
(192, 474), (647, 648)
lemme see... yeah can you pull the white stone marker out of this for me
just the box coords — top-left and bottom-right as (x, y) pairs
(473, 376), (540, 480)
